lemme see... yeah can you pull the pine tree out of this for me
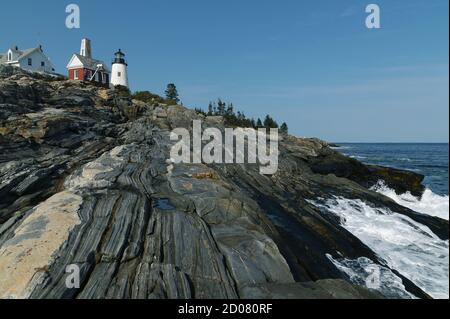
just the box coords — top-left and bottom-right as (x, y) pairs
(199, 99), (282, 131)
(165, 83), (180, 103)
(217, 99), (226, 115)
(280, 122), (289, 135)
(263, 115), (279, 129)
(207, 102), (214, 115)
(226, 103), (234, 116)
(263, 115), (270, 128)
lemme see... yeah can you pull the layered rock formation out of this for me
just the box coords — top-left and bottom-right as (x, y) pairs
(0, 66), (447, 299)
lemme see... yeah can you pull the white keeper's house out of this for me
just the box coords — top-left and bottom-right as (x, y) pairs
(0, 45), (56, 73)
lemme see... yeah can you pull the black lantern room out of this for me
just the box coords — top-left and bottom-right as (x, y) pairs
(113, 49), (127, 65)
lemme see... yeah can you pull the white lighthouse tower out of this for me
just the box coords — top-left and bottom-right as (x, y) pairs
(111, 49), (129, 88)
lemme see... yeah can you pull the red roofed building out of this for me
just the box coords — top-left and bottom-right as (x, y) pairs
(66, 39), (110, 87)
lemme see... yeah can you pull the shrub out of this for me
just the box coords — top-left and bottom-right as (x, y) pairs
(114, 85), (131, 98)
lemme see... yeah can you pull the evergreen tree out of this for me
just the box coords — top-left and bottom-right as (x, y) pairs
(263, 115), (270, 128)
(207, 102), (214, 115)
(263, 115), (278, 128)
(217, 99), (226, 115)
(226, 103), (234, 116)
(198, 99), (282, 130)
(280, 122), (289, 135)
(165, 83), (180, 103)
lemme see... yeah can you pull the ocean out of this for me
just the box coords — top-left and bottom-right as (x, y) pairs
(323, 143), (449, 298)
(337, 143), (449, 195)
(335, 143), (449, 221)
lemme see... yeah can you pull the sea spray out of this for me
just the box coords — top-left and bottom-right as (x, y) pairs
(311, 197), (449, 299)
(371, 181), (449, 220)
(326, 255), (415, 299)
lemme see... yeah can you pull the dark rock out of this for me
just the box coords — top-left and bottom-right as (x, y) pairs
(307, 149), (425, 197)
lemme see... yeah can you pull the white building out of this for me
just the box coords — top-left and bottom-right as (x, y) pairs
(0, 45), (55, 73)
(111, 49), (129, 88)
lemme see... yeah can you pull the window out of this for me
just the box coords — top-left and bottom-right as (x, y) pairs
(8, 52), (12, 61)
(41, 61), (45, 67)
(28, 58), (32, 66)
(118, 72), (121, 77)
(74, 69), (79, 79)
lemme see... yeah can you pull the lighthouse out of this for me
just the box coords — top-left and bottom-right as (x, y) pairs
(111, 49), (129, 88)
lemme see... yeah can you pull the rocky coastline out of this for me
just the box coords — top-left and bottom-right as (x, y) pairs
(0, 65), (447, 299)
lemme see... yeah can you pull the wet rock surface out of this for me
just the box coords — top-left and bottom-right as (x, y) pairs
(0, 66), (447, 299)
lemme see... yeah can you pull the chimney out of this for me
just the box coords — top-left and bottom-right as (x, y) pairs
(80, 38), (92, 58)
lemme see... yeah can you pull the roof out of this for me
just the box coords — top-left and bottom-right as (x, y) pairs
(69, 54), (110, 73)
(0, 47), (41, 63)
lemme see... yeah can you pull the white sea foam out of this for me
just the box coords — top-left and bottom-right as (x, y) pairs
(348, 155), (367, 160)
(311, 197), (449, 299)
(371, 181), (449, 220)
(331, 146), (352, 150)
(326, 255), (415, 299)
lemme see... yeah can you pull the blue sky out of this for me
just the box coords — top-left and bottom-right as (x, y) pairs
(0, 0), (448, 142)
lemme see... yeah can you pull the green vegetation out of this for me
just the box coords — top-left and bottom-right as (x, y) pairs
(280, 122), (289, 135)
(114, 85), (132, 98)
(132, 90), (166, 104)
(117, 83), (180, 106)
(114, 84), (289, 134)
(165, 83), (180, 104)
(196, 98), (289, 133)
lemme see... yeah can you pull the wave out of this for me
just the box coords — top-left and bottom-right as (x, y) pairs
(331, 146), (352, 150)
(326, 255), (415, 299)
(371, 181), (449, 220)
(311, 197), (449, 299)
(348, 155), (367, 160)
